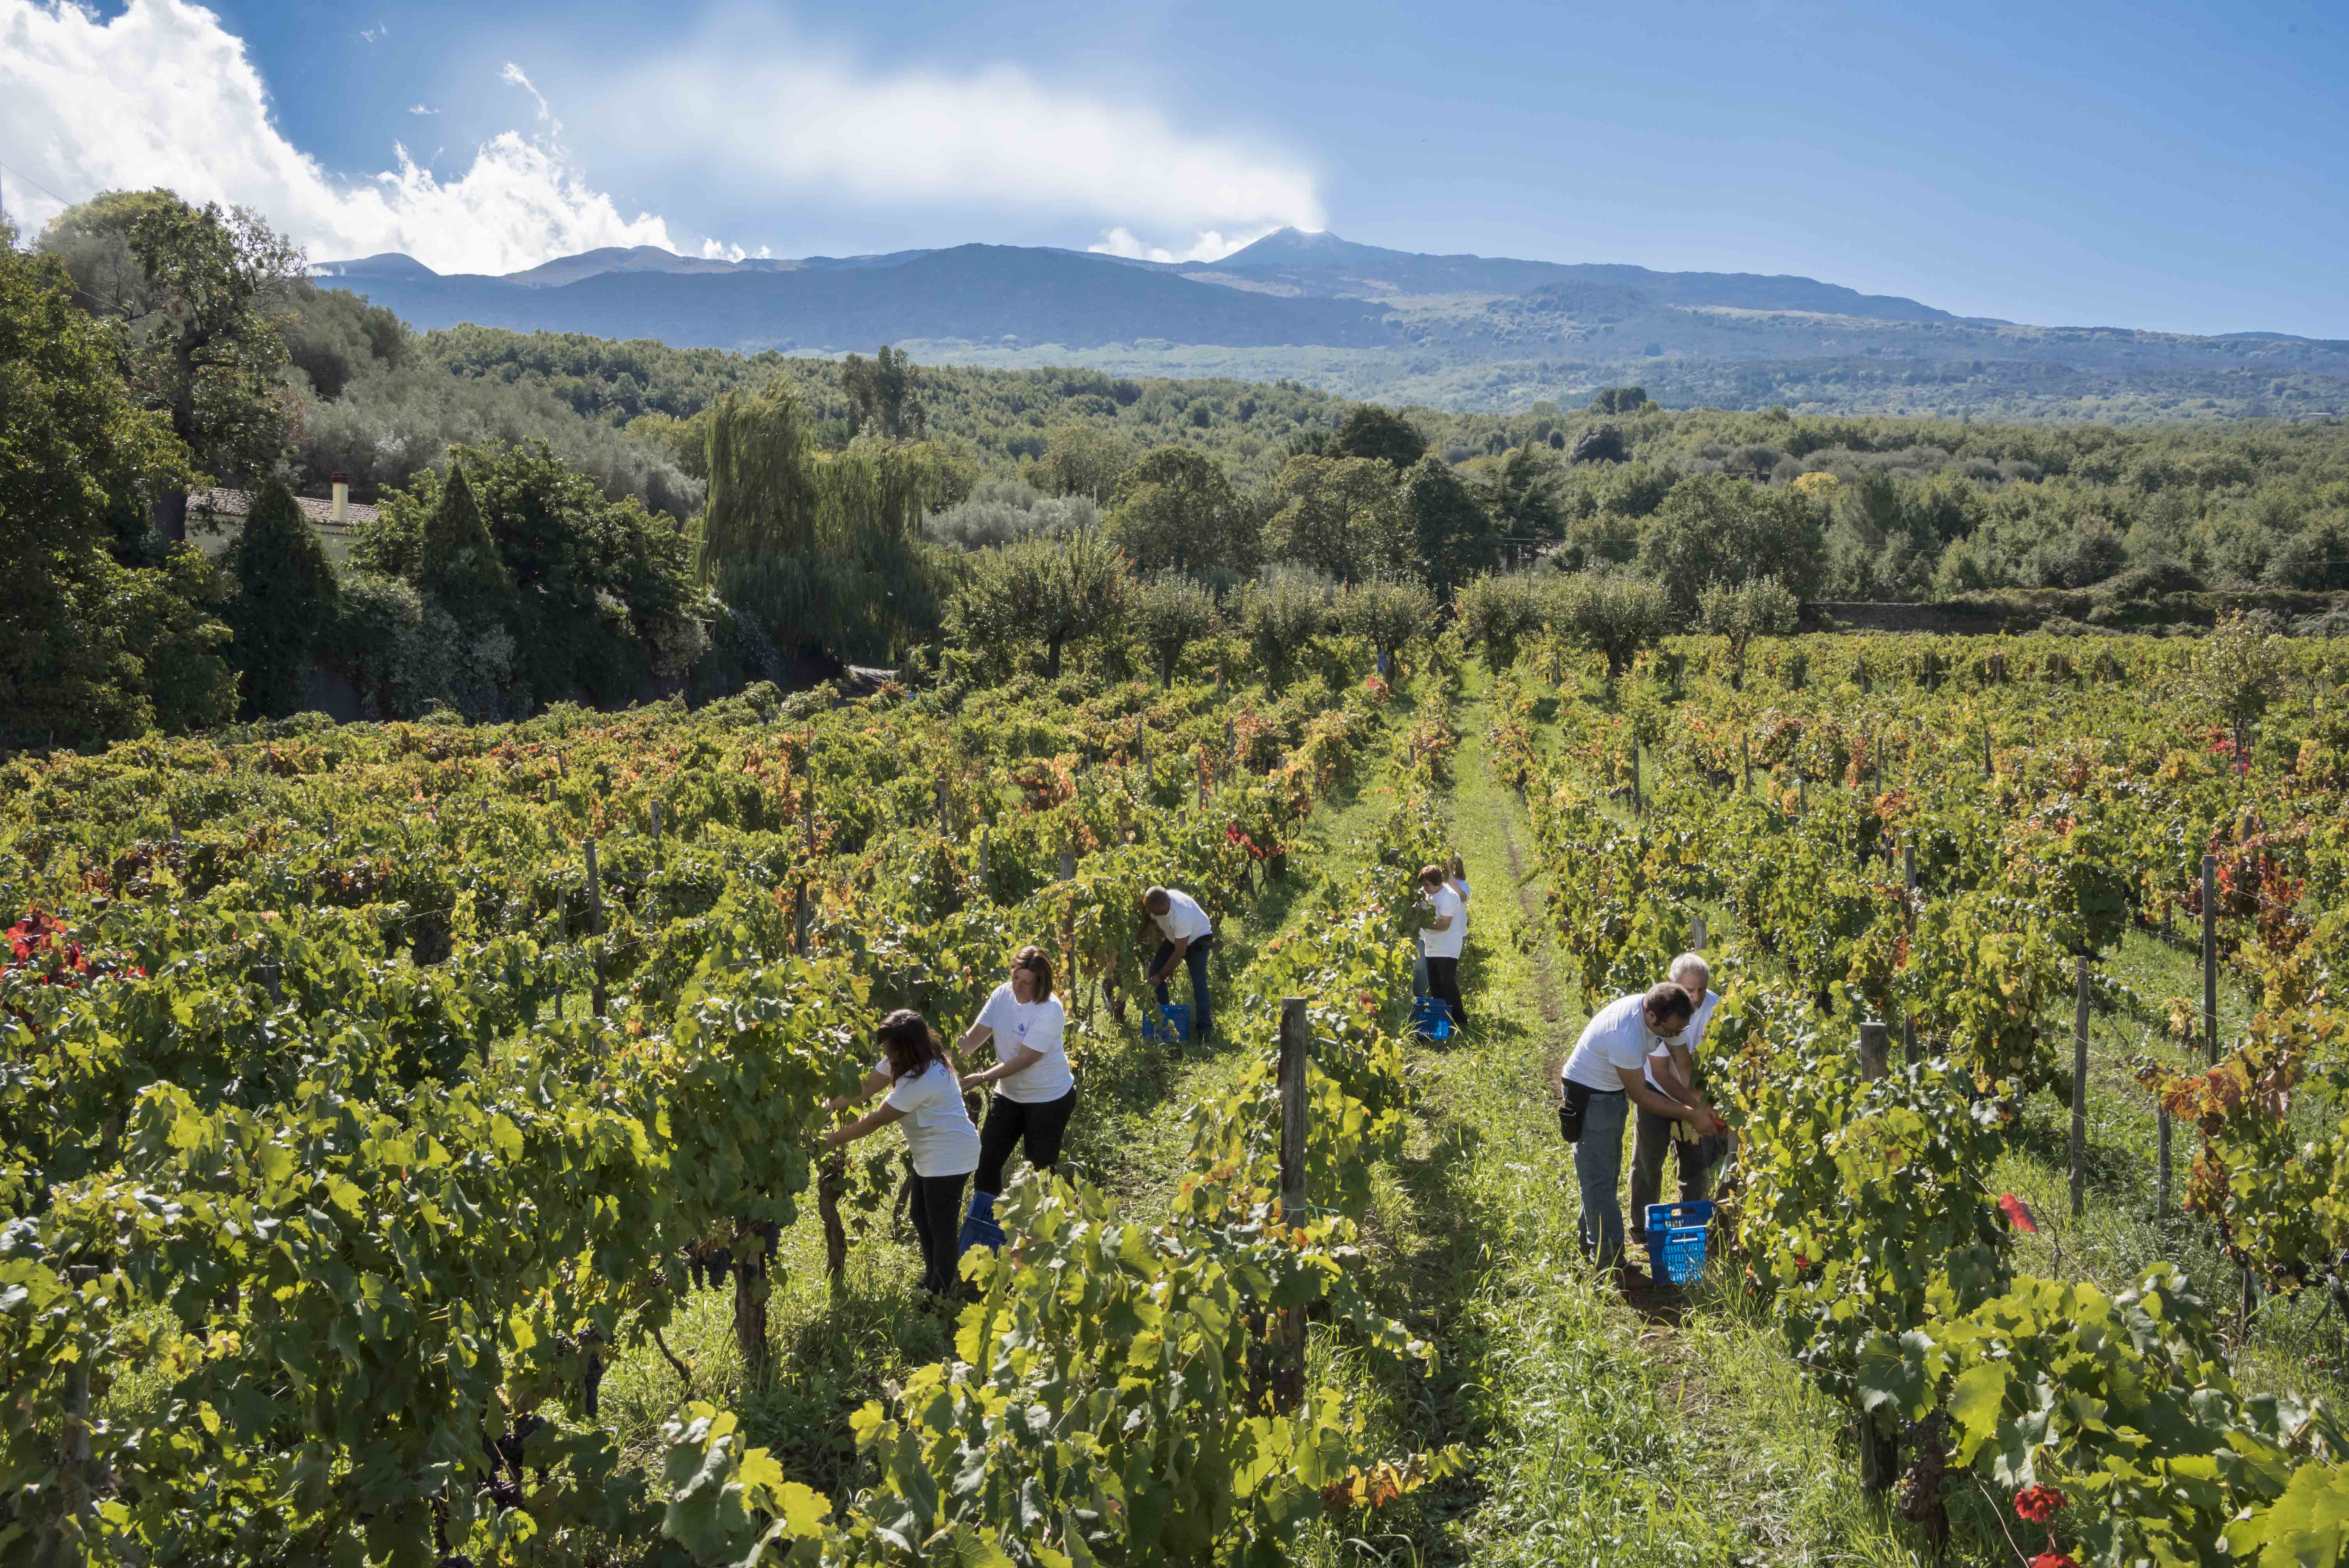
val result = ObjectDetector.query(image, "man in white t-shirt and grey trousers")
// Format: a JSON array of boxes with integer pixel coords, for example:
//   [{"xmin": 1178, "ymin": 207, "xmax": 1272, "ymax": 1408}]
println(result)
[
  {"xmin": 1142, "ymin": 886, "xmax": 1215, "ymax": 1044},
  {"xmin": 1629, "ymin": 952, "xmax": 1725, "ymax": 1252},
  {"xmin": 1559, "ymin": 982, "xmax": 1723, "ymax": 1271}
]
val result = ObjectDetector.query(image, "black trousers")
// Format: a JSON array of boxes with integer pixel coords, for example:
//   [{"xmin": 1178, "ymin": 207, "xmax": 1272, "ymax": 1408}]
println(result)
[
  {"xmin": 1424, "ymin": 955, "xmax": 1464, "ymax": 1026},
  {"xmin": 907, "ymin": 1171, "xmax": 970, "ymax": 1297},
  {"xmin": 975, "ymin": 1088, "xmax": 1078, "ymax": 1195}
]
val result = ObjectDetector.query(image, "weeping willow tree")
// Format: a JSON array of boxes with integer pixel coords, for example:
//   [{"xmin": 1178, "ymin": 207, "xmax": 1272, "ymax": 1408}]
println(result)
[{"xmin": 699, "ymin": 384, "xmax": 956, "ymax": 665}]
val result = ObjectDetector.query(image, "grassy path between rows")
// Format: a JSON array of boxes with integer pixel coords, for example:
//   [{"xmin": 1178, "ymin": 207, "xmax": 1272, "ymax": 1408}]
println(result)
[{"xmin": 1306, "ymin": 685, "xmax": 1947, "ymax": 1566}]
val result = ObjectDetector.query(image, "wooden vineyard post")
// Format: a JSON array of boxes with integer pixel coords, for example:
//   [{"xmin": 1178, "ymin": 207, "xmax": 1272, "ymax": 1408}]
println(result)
[
  {"xmin": 2202, "ymin": 853, "xmax": 2219, "ymax": 1065},
  {"xmin": 733, "ymin": 1221, "xmax": 775, "ymax": 1388},
  {"xmin": 818, "ymin": 1152, "xmax": 848, "ymax": 1287},
  {"xmin": 1059, "ymin": 845, "xmax": 1076, "ymax": 882},
  {"xmin": 1857, "ymin": 654, "xmax": 1869, "ymax": 695},
  {"xmin": 585, "ymin": 837, "xmax": 606, "ymax": 1017},
  {"xmin": 650, "ymin": 801, "xmax": 663, "ymax": 842},
  {"xmin": 2241, "ymin": 1265, "xmax": 2255, "ymax": 1341},
  {"xmin": 1902, "ymin": 843, "xmax": 1918, "ymax": 1064},
  {"xmin": 1857, "ymin": 1020, "xmax": 1889, "ymax": 1082},
  {"xmin": 977, "ymin": 829, "xmax": 992, "ymax": 898},
  {"xmin": 1137, "ymin": 713, "xmax": 1149, "ymax": 789},
  {"xmin": 935, "ymin": 778, "xmax": 950, "ymax": 836},
  {"xmin": 1981, "ymin": 727, "xmax": 1993, "ymax": 780},
  {"xmin": 793, "ymin": 882, "xmax": 809, "ymax": 957},
  {"xmin": 1689, "ymin": 914, "xmax": 1707, "ymax": 951},
  {"xmin": 2156, "ymin": 1102, "xmax": 2173, "ymax": 1224},
  {"xmin": 60, "ymin": 1263, "xmax": 96, "ymax": 1518},
  {"xmin": 2071, "ymin": 956, "xmax": 2090, "ymax": 1219},
  {"xmin": 1631, "ymin": 738, "xmax": 1642, "ymax": 816},
  {"xmin": 1796, "ymin": 771, "xmax": 1807, "ymax": 816},
  {"xmin": 1274, "ymin": 997, "xmax": 1311, "ymax": 1409}
]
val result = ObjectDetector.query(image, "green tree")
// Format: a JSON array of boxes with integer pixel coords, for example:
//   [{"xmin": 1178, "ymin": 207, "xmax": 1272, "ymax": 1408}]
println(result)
[
  {"xmin": 2190, "ymin": 611, "xmax": 2288, "ymax": 755},
  {"xmin": 227, "ymin": 479, "xmax": 337, "ymax": 717},
  {"xmin": 840, "ymin": 344, "xmax": 925, "ymax": 439},
  {"xmin": 0, "ymin": 244, "xmax": 233, "ymax": 747},
  {"xmin": 1638, "ymin": 473, "xmax": 1827, "ymax": 613},
  {"xmin": 1129, "ymin": 572, "xmax": 1221, "ymax": 686},
  {"xmin": 1328, "ymin": 404, "xmax": 1427, "ymax": 470},
  {"xmin": 1477, "ymin": 444, "xmax": 1563, "ymax": 545},
  {"xmin": 1399, "ymin": 456, "xmax": 1499, "ymax": 595},
  {"xmin": 1105, "ymin": 447, "xmax": 1257, "ymax": 574},
  {"xmin": 1233, "ymin": 570, "xmax": 1331, "ymax": 688},
  {"xmin": 1264, "ymin": 454, "xmax": 1408, "ymax": 579},
  {"xmin": 1696, "ymin": 574, "xmax": 1800, "ymax": 691},
  {"xmin": 415, "ymin": 465, "xmax": 515, "ymax": 629},
  {"xmin": 1454, "ymin": 572, "xmax": 1550, "ymax": 671},
  {"xmin": 700, "ymin": 385, "xmax": 948, "ymax": 665},
  {"xmin": 1551, "ymin": 571, "xmax": 1670, "ymax": 679},
  {"xmin": 1588, "ymin": 386, "xmax": 1649, "ymax": 415},
  {"xmin": 947, "ymin": 531, "xmax": 1128, "ymax": 679},
  {"xmin": 1333, "ymin": 576, "xmax": 1435, "ymax": 677},
  {"xmin": 358, "ymin": 442, "xmax": 701, "ymax": 706},
  {"xmin": 1026, "ymin": 423, "xmax": 1135, "ymax": 501},
  {"xmin": 41, "ymin": 190, "xmax": 303, "ymax": 540}
]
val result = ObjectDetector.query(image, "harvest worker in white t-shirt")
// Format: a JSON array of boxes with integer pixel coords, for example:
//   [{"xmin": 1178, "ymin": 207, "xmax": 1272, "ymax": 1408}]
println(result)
[
  {"xmin": 1558, "ymin": 984, "xmax": 1723, "ymax": 1271},
  {"xmin": 825, "ymin": 1009, "xmax": 981, "ymax": 1299},
  {"xmin": 1141, "ymin": 886, "xmax": 1215, "ymax": 1044},
  {"xmin": 1418, "ymin": 865, "xmax": 1467, "ymax": 1031},
  {"xmin": 957, "ymin": 945, "xmax": 1076, "ymax": 1199},
  {"xmin": 1628, "ymin": 952, "xmax": 1726, "ymax": 1251}
]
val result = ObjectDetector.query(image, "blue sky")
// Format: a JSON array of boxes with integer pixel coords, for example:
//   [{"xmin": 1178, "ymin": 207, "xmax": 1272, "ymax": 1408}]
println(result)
[{"xmin": 4, "ymin": 0, "xmax": 2344, "ymax": 336}]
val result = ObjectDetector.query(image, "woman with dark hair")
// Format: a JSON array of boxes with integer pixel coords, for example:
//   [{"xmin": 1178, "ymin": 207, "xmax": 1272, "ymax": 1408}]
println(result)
[
  {"xmin": 826, "ymin": 1009, "xmax": 982, "ymax": 1298},
  {"xmin": 958, "ymin": 946, "xmax": 1076, "ymax": 1200}
]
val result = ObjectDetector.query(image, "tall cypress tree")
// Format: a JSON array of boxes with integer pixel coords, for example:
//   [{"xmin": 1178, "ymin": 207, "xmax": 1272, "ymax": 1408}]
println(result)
[
  {"xmin": 418, "ymin": 464, "xmax": 513, "ymax": 629},
  {"xmin": 228, "ymin": 479, "xmax": 336, "ymax": 718}
]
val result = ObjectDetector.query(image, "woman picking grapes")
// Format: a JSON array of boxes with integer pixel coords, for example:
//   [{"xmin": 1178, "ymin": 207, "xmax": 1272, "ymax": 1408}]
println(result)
[{"xmin": 825, "ymin": 1008, "xmax": 982, "ymax": 1300}]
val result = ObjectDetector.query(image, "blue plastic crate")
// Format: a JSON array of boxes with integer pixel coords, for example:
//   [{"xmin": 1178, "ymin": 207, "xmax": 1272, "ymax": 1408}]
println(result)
[
  {"xmin": 1655, "ymin": 1229, "xmax": 1708, "ymax": 1284},
  {"xmin": 1645, "ymin": 1199, "xmax": 1716, "ymax": 1231},
  {"xmin": 1645, "ymin": 1199, "xmax": 1716, "ymax": 1285},
  {"xmin": 1142, "ymin": 1003, "xmax": 1192, "ymax": 1044},
  {"xmin": 1412, "ymin": 996, "xmax": 1454, "ymax": 1041}
]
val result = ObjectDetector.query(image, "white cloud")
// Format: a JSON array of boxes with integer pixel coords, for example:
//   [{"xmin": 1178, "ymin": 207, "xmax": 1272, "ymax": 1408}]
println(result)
[
  {"xmin": 359, "ymin": 22, "xmax": 385, "ymax": 45},
  {"xmin": 617, "ymin": 30, "xmax": 1322, "ymax": 259},
  {"xmin": 0, "ymin": 0, "xmax": 729, "ymax": 273},
  {"xmin": 1089, "ymin": 225, "xmax": 1273, "ymax": 264},
  {"xmin": 697, "ymin": 238, "xmax": 774, "ymax": 262},
  {"xmin": 407, "ymin": 104, "xmax": 437, "ymax": 116}
]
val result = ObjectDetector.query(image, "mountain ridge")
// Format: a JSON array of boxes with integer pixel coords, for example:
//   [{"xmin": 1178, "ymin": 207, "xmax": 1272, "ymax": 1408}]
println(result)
[{"xmin": 306, "ymin": 231, "xmax": 2349, "ymax": 419}]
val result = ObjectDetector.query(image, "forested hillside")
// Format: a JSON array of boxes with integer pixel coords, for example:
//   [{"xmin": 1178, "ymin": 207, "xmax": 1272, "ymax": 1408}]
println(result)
[{"xmin": 5, "ymin": 190, "xmax": 2345, "ymax": 758}]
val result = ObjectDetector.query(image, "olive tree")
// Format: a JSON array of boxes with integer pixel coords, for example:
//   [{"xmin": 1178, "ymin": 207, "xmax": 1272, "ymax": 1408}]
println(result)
[
  {"xmin": 1455, "ymin": 572, "xmax": 1551, "ymax": 672},
  {"xmin": 1129, "ymin": 572, "xmax": 1221, "ymax": 686},
  {"xmin": 1697, "ymin": 575, "xmax": 1801, "ymax": 691},
  {"xmin": 1551, "ymin": 571, "xmax": 1672, "ymax": 679},
  {"xmin": 1333, "ymin": 576, "xmax": 1435, "ymax": 677},
  {"xmin": 948, "ymin": 530, "xmax": 1129, "ymax": 679},
  {"xmin": 1233, "ymin": 569, "xmax": 1331, "ymax": 688},
  {"xmin": 2190, "ymin": 611, "xmax": 2288, "ymax": 756}
]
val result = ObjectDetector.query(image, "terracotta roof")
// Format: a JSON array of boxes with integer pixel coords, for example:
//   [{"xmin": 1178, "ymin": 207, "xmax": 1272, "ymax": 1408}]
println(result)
[{"xmin": 189, "ymin": 488, "xmax": 380, "ymax": 528}]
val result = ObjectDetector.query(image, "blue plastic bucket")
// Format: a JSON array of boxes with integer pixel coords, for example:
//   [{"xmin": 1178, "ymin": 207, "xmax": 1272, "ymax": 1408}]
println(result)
[
  {"xmin": 1143, "ymin": 1003, "xmax": 1192, "ymax": 1044},
  {"xmin": 957, "ymin": 1189, "xmax": 1007, "ymax": 1257},
  {"xmin": 1412, "ymin": 996, "xmax": 1454, "ymax": 1041}
]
